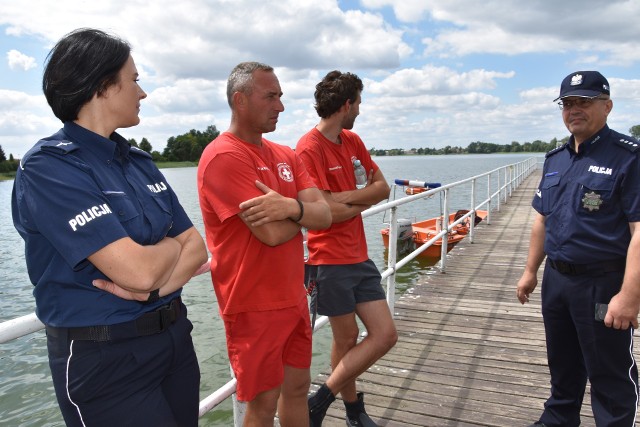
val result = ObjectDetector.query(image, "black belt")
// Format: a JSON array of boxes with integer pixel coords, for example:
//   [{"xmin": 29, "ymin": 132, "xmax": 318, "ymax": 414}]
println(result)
[
  {"xmin": 547, "ymin": 258, "xmax": 626, "ymax": 276},
  {"xmin": 46, "ymin": 297, "xmax": 182, "ymax": 342}
]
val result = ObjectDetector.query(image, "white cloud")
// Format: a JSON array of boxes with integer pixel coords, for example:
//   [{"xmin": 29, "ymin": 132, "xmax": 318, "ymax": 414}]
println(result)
[
  {"xmin": 0, "ymin": 0, "xmax": 409, "ymax": 80},
  {"xmin": 6, "ymin": 49, "xmax": 36, "ymax": 71},
  {"xmin": 0, "ymin": 0, "xmax": 639, "ymax": 158},
  {"xmin": 146, "ymin": 79, "xmax": 227, "ymax": 114},
  {"xmin": 0, "ymin": 90, "xmax": 59, "ymax": 157},
  {"xmin": 367, "ymin": 66, "xmax": 514, "ymax": 97},
  {"xmin": 362, "ymin": 0, "xmax": 640, "ymax": 65}
]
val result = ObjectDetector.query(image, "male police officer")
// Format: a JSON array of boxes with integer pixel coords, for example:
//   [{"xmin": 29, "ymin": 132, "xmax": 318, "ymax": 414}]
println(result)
[{"xmin": 516, "ymin": 71, "xmax": 640, "ymax": 427}]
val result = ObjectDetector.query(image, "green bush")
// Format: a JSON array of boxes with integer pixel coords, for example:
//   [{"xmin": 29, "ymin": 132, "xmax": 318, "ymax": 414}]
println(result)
[{"xmin": 0, "ymin": 160, "xmax": 19, "ymax": 173}]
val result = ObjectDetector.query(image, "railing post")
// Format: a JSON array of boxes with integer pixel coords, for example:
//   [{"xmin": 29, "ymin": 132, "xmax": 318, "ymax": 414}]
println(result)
[
  {"xmin": 386, "ymin": 206, "xmax": 398, "ymax": 316},
  {"xmin": 231, "ymin": 368, "xmax": 245, "ymax": 426},
  {"xmin": 509, "ymin": 165, "xmax": 513, "ymax": 198},
  {"xmin": 470, "ymin": 179, "xmax": 477, "ymax": 243},
  {"xmin": 496, "ymin": 168, "xmax": 501, "ymax": 212},
  {"xmin": 439, "ymin": 189, "xmax": 449, "ymax": 272},
  {"xmin": 504, "ymin": 167, "xmax": 508, "ymax": 204},
  {"xmin": 486, "ymin": 174, "xmax": 492, "ymax": 225}
]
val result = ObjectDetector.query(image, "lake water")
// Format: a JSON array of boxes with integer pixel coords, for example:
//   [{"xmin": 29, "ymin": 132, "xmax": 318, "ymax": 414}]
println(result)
[{"xmin": 0, "ymin": 153, "xmax": 541, "ymax": 426}]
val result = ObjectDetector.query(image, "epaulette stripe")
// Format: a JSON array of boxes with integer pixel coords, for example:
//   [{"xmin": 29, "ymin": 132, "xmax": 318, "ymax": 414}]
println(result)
[
  {"xmin": 40, "ymin": 139, "xmax": 80, "ymax": 154},
  {"xmin": 615, "ymin": 138, "xmax": 639, "ymax": 152},
  {"xmin": 545, "ymin": 145, "xmax": 564, "ymax": 158},
  {"xmin": 129, "ymin": 146, "xmax": 152, "ymax": 159}
]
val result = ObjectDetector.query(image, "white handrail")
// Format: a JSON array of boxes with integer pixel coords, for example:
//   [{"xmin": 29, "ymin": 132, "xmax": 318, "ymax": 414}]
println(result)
[
  {"xmin": 0, "ymin": 312, "xmax": 44, "ymax": 343},
  {"xmin": 0, "ymin": 156, "xmax": 539, "ymax": 426},
  {"xmin": 374, "ymin": 156, "xmax": 537, "ymax": 284}
]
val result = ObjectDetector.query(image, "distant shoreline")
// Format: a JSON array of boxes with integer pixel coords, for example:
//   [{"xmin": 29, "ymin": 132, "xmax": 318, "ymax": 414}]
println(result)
[
  {"xmin": 1, "ymin": 153, "xmax": 545, "ymax": 182},
  {"xmin": 0, "ymin": 161, "xmax": 199, "ymax": 182}
]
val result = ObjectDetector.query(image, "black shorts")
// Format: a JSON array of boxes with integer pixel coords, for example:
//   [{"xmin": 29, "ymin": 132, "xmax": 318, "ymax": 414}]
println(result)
[{"xmin": 305, "ymin": 259, "xmax": 386, "ymax": 317}]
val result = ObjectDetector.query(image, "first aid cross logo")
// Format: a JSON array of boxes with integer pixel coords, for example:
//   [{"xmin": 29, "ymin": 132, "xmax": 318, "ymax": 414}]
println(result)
[{"xmin": 278, "ymin": 163, "xmax": 294, "ymax": 182}]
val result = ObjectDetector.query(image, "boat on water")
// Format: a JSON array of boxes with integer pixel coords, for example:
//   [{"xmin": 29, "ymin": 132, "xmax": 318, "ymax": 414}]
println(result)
[
  {"xmin": 380, "ymin": 209, "xmax": 487, "ymax": 258},
  {"xmin": 380, "ymin": 179, "xmax": 487, "ymax": 258}
]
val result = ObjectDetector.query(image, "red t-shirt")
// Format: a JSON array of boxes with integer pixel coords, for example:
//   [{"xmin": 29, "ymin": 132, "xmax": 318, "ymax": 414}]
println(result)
[
  {"xmin": 296, "ymin": 128, "xmax": 379, "ymax": 265},
  {"xmin": 197, "ymin": 132, "xmax": 315, "ymax": 317}
]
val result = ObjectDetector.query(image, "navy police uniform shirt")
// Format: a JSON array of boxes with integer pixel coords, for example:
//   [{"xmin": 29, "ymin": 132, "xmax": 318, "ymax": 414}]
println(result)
[
  {"xmin": 533, "ymin": 125, "xmax": 640, "ymax": 263},
  {"xmin": 12, "ymin": 121, "xmax": 194, "ymax": 327}
]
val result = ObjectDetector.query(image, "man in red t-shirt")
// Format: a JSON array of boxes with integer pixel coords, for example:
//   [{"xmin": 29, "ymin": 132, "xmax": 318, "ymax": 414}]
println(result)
[
  {"xmin": 296, "ymin": 71, "xmax": 398, "ymax": 427},
  {"xmin": 197, "ymin": 62, "xmax": 330, "ymax": 426}
]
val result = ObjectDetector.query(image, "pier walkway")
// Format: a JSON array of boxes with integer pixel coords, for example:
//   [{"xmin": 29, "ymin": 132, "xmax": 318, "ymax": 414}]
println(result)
[{"xmin": 312, "ymin": 170, "xmax": 639, "ymax": 427}]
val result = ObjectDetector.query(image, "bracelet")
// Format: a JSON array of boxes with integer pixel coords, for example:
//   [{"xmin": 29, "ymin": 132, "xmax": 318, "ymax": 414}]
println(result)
[{"xmin": 290, "ymin": 199, "xmax": 304, "ymax": 223}]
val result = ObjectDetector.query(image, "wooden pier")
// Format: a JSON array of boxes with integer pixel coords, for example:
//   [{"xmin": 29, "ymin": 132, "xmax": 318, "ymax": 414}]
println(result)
[{"xmin": 312, "ymin": 170, "xmax": 639, "ymax": 427}]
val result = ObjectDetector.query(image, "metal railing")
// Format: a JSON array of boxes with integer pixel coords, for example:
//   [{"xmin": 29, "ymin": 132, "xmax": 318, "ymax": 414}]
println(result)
[{"xmin": 0, "ymin": 156, "xmax": 538, "ymax": 425}]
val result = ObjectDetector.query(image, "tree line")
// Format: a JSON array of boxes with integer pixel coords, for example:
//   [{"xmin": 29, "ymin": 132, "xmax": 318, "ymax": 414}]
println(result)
[
  {"xmin": 370, "ymin": 125, "xmax": 640, "ymax": 157},
  {"xmin": 370, "ymin": 137, "xmax": 567, "ymax": 156},
  {"xmin": 2, "ymin": 124, "xmax": 640, "ymax": 174},
  {"xmin": 0, "ymin": 146, "xmax": 19, "ymax": 174},
  {"xmin": 127, "ymin": 125, "xmax": 220, "ymax": 162}
]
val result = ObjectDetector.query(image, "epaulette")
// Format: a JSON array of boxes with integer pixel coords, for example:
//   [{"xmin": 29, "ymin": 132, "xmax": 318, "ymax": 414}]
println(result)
[
  {"xmin": 545, "ymin": 144, "xmax": 566, "ymax": 158},
  {"xmin": 129, "ymin": 146, "xmax": 152, "ymax": 159},
  {"xmin": 614, "ymin": 137, "xmax": 639, "ymax": 153},
  {"xmin": 40, "ymin": 139, "xmax": 80, "ymax": 154}
]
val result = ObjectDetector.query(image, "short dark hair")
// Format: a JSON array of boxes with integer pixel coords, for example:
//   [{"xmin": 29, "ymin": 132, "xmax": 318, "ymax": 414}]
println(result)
[
  {"xmin": 314, "ymin": 71, "xmax": 363, "ymax": 118},
  {"xmin": 226, "ymin": 61, "xmax": 274, "ymax": 108},
  {"xmin": 42, "ymin": 28, "xmax": 131, "ymax": 122}
]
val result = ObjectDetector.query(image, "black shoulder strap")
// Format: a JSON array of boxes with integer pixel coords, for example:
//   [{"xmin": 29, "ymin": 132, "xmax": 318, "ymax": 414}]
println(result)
[
  {"xmin": 40, "ymin": 139, "xmax": 80, "ymax": 154},
  {"xmin": 614, "ymin": 137, "xmax": 639, "ymax": 153}
]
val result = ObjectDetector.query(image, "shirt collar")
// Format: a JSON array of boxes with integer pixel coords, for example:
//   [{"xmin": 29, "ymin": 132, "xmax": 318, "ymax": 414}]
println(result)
[
  {"xmin": 567, "ymin": 124, "xmax": 610, "ymax": 156},
  {"xmin": 63, "ymin": 121, "xmax": 131, "ymax": 161}
]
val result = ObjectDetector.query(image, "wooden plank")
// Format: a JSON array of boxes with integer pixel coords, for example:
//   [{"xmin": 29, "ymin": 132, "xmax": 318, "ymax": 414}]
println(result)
[{"xmin": 312, "ymin": 170, "xmax": 640, "ymax": 427}]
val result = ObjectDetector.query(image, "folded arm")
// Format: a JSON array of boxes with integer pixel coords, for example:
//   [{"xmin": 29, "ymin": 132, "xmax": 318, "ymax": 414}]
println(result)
[
  {"xmin": 238, "ymin": 180, "xmax": 330, "ymax": 246},
  {"xmin": 325, "ymin": 168, "xmax": 390, "ymax": 223},
  {"xmin": 330, "ymin": 168, "xmax": 390, "ymax": 206},
  {"xmin": 91, "ymin": 226, "xmax": 208, "ymax": 300}
]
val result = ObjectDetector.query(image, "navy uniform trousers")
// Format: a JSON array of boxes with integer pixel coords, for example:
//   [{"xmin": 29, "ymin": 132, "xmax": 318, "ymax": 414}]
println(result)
[
  {"xmin": 539, "ymin": 260, "xmax": 639, "ymax": 427},
  {"xmin": 46, "ymin": 303, "xmax": 200, "ymax": 427}
]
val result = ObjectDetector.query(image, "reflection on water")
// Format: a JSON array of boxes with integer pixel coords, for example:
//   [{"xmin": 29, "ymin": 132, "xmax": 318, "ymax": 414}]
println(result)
[{"xmin": 0, "ymin": 153, "xmax": 539, "ymax": 425}]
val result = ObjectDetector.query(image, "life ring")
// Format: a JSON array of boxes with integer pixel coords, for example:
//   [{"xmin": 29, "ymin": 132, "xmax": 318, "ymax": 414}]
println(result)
[{"xmin": 405, "ymin": 187, "xmax": 427, "ymax": 195}]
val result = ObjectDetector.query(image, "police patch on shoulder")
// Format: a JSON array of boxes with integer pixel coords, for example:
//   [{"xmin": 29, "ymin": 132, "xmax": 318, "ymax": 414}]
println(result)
[
  {"xmin": 545, "ymin": 144, "xmax": 566, "ymax": 158},
  {"xmin": 614, "ymin": 137, "xmax": 639, "ymax": 152},
  {"xmin": 40, "ymin": 139, "xmax": 80, "ymax": 154}
]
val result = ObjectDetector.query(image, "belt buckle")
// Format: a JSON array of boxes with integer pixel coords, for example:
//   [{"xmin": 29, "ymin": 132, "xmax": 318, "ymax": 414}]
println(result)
[
  {"xmin": 158, "ymin": 300, "xmax": 178, "ymax": 331},
  {"xmin": 552, "ymin": 260, "xmax": 576, "ymax": 275},
  {"xmin": 563, "ymin": 262, "xmax": 577, "ymax": 275},
  {"xmin": 159, "ymin": 306, "xmax": 172, "ymax": 331}
]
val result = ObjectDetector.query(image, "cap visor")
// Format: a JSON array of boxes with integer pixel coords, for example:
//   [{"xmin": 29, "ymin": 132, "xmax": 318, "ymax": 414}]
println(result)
[{"xmin": 553, "ymin": 90, "xmax": 602, "ymax": 102}]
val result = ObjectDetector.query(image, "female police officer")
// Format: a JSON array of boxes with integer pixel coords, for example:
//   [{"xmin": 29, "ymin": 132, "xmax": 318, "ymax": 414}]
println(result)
[{"xmin": 12, "ymin": 28, "xmax": 208, "ymax": 426}]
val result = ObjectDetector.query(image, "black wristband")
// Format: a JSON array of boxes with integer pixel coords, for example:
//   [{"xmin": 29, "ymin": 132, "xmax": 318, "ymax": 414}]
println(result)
[{"xmin": 290, "ymin": 199, "xmax": 304, "ymax": 223}]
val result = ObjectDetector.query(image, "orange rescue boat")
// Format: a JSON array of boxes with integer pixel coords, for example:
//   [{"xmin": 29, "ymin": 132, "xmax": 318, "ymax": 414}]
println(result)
[{"xmin": 381, "ymin": 209, "xmax": 487, "ymax": 258}]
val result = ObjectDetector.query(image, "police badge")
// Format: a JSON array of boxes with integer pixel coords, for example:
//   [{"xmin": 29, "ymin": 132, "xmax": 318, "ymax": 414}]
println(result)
[{"xmin": 582, "ymin": 191, "xmax": 603, "ymax": 212}]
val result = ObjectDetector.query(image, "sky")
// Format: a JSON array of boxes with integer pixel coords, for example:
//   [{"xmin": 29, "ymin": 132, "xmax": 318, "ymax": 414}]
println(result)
[{"xmin": 1, "ymin": 0, "xmax": 640, "ymax": 158}]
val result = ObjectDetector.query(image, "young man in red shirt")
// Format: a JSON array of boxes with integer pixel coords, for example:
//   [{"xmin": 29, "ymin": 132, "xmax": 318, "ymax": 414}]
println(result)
[{"xmin": 296, "ymin": 70, "xmax": 398, "ymax": 427}]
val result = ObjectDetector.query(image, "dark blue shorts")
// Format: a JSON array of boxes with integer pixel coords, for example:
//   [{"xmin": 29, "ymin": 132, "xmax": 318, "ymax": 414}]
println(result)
[
  {"xmin": 305, "ymin": 259, "xmax": 386, "ymax": 317},
  {"xmin": 46, "ymin": 301, "xmax": 200, "ymax": 427}
]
